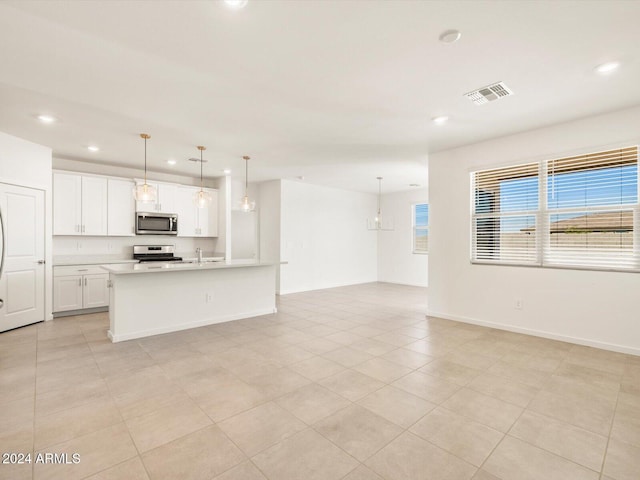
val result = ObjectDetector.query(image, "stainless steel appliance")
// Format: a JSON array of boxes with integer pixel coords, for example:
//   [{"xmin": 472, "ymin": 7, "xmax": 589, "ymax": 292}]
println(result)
[
  {"xmin": 133, "ymin": 245, "xmax": 183, "ymax": 263},
  {"xmin": 136, "ymin": 212, "xmax": 178, "ymax": 235}
]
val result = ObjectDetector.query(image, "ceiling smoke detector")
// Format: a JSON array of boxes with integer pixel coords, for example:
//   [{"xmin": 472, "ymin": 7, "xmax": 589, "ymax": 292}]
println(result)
[{"xmin": 464, "ymin": 81, "xmax": 514, "ymax": 105}]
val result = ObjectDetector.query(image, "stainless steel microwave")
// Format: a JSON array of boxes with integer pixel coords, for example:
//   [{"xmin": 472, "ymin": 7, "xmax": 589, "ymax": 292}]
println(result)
[{"xmin": 136, "ymin": 212, "xmax": 178, "ymax": 235}]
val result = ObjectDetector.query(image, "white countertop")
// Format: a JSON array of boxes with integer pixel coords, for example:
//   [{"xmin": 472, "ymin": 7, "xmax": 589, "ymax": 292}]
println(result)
[
  {"xmin": 53, "ymin": 255, "xmax": 139, "ymax": 266},
  {"xmin": 102, "ymin": 259, "xmax": 273, "ymax": 275}
]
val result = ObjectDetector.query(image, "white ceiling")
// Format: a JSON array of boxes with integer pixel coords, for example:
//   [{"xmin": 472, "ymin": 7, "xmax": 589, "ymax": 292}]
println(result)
[{"xmin": 1, "ymin": 0, "xmax": 639, "ymax": 193}]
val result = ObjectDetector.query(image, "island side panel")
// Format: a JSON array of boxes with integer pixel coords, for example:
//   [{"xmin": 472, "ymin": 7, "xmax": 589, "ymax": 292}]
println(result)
[{"xmin": 108, "ymin": 264, "xmax": 276, "ymax": 342}]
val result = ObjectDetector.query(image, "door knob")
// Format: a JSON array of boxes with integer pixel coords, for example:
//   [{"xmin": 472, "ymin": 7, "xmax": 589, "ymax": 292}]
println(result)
[
  {"xmin": 0, "ymin": 299, "xmax": 3, "ymax": 309},
  {"xmin": 37, "ymin": 260, "xmax": 45, "ymax": 264}
]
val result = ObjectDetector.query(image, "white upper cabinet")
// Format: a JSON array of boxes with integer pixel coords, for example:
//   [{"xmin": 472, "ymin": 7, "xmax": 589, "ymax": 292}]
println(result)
[
  {"xmin": 176, "ymin": 186, "xmax": 218, "ymax": 237},
  {"xmin": 54, "ymin": 173, "xmax": 107, "ymax": 236},
  {"xmin": 135, "ymin": 181, "xmax": 178, "ymax": 213},
  {"xmin": 53, "ymin": 173, "xmax": 82, "ymax": 235},
  {"xmin": 198, "ymin": 188, "xmax": 218, "ymax": 237},
  {"xmin": 157, "ymin": 183, "xmax": 177, "ymax": 213},
  {"xmin": 54, "ymin": 172, "xmax": 217, "ymax": 238},
  {"xmin": 81, "ymin": 176, "xmax": 108, "ymax": 235},
  {"xmin": 108, "ymin": 178, "xmax": 135, "ymax": 236},
  {"xmin": 176, "ymin": 187, "xmax": 198, "ymax": 236}
]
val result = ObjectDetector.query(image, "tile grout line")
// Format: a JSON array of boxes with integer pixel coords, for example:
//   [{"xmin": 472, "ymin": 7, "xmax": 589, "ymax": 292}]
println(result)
[
  {"xmin": 472, "ymin": 352, "xmax": 567, "ymax": 479},
  {"xmin": 598, "ymin": 380, "xmax": 622, "ymax": 480}
]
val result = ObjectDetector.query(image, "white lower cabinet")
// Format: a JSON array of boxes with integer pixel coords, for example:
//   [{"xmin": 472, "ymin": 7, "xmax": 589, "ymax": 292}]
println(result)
[
  {"xmin": 83, "ymin": 274, "xmax": 110, "ymax": 308},
  {"xmin": 53, "ymin": 266, "xmax": 110, "ymax": 313},
  {"xmin": 53, "ymin": 275, "xmax": 84, "ymax": 312}
]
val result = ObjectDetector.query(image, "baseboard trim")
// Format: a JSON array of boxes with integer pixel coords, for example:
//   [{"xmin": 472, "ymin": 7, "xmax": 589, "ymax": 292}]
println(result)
[
  {"xmin": 53, "ymin": 306, "xmax": 108, "ymax": 318},
  {"xmin": 426, "ymin": 310, "xmax": 640, "ymax": 357},
  {"xmin": 279, "ymin": 280, "xmax": 378, "ymax": 296},
  {"xmin": 108, "ymin": 307, "xmax": 277, "ymax": 343}
]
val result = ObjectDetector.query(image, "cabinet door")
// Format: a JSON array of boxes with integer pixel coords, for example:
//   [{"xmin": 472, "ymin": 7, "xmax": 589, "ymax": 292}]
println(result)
[
  {"xmin": 53, "ymin": 173, "xmax": 82, "ymax": 235},
  {"xmin": 176, "ymin": 187, "xmax": 198, "ymax": 237},
  {"xmin": 83, "ymin": 274, "xmax": 109, "ymax": 308},
  {"xmin": 53, "ymin": 275, "xmax": 83, "ymax": 312},
  {"xmin": 108, "ymin": 179, "xmax": 135, "ymax": 236},
  {"xmin": 81, "ymin": 176, "xmax": 108, "ymax": 235},
  {"xmin": 157, "ymin": 183, "xmax": 177, "ymax": 213},
  {"xmin": 198, "ymin": 189, "xmax": 218, "ymax": 237},
  {"xmin": 135, "ymin": 181, "xmax": 159, "ymax": 212}
]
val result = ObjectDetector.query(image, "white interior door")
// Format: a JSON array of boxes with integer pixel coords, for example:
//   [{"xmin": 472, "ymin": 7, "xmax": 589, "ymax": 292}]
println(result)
[{"xmin": 0, "ymin": 183, "xmax": 45, "ymax": 332}]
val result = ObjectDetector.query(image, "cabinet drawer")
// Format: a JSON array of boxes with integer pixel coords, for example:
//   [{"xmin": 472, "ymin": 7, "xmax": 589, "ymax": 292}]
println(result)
[{"xmin": 54, "ymin": 265, "xmax": 107, "ymax": 277}]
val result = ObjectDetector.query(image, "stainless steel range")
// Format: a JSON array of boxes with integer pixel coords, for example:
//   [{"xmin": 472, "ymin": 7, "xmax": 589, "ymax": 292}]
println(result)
[{"xmin": 133, "ymin": 245, "xmax": 183, "ymax": 263}]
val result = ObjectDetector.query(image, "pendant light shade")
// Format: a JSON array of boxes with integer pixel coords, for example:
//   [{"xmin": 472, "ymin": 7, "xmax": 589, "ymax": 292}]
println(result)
[
  {"xmin": 240, "ymin": 155, "xmax": 256, "ymax": 212},
  {"xmin": 193, "ymin": 145, "xmax": 212, "ymax": 208},
  {"xmin": 134, "ymin": 133, "xmax": 157, "ymax": 203}
]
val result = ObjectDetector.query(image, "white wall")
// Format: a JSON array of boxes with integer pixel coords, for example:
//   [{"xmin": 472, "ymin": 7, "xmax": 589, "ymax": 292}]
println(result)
[
  {"xmin": 428, "ymin": 105, "xmax": 640, "ymax": 355},
  {"xmin": 258, "ymin": 180, "xmax": 282, "ymax": 293},
  {"xmin": 279, "ymin": 180, "xmax": 378, "ymax": 294},
  {"xmin": 53, "ymin": 157, "xmax": 215, "ymax": 187},
  {"xmin": 378, "ymin": 188, "xmax": 429, "ymax": 287},
  {"xmin": 0, "ymin": 131, "xmax": 53, "ymax": 320}
]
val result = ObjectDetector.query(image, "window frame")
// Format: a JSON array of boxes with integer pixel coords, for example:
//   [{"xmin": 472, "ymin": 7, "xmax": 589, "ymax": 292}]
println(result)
[
  {"xmin": 470, "ymin": 146, "xmax": 639, "ymax": 273},
  {"xmin": 412, "ymin": 202, "xmax": 429, "ymax": 255}
]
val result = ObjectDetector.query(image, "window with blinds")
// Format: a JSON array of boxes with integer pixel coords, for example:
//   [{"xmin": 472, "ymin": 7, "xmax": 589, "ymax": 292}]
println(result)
[
  {"xmin": 413, "ymin": 203, "xmax": 429, "ymax": 254},
  {"xmin": 471, "ymin": 146, "xmax": 639, "ymax": 272}
]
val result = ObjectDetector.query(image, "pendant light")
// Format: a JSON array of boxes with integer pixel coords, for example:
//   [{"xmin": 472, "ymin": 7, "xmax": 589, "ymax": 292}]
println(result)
[
  {"xmin": 368, "ymin": 176, "xmax": 393, "ymax": 230},
  {"xmin": 193, "ymin": 145, "xmax": 212, "ymax": 208},
  {"xmin": 374, "ymin": 176, "xmax": 384, "ymax": 229},
  {"xmin": 240, "ymin": 155, "xmax": 255, "ymax": 212},
  {"xmin": 134, "ymin": 133, "xmax": 157, "ymax": 203}
]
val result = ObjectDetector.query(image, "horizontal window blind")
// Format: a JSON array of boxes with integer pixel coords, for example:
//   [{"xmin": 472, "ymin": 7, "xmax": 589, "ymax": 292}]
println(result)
[
  {"xmin": 545, "ymin": 147, "xmax": 638, "ymax": 270},
  {"xmin": 471, "ymin": 146, "xmax": 639, "ymax": 272},
  {"xmin": 472, "ymin": 163, "xmax": 539, "ymax": 265}
]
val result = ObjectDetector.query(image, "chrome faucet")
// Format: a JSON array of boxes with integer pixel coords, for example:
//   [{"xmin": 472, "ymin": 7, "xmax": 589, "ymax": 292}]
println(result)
[{"xmin": 196, "ymin": 247, "xmax": 203, "ymax": 263}]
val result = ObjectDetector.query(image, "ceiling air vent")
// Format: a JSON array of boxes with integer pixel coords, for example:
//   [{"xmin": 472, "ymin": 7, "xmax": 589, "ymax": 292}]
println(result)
[{"xmin": 465, "ymin": 82, "xmax": 514, "ymax": 105}]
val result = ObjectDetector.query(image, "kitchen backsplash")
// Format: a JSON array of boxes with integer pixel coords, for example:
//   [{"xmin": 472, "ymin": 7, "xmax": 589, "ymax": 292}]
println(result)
[{"xmin": 53, "ymin": 235, "xmax": 220, "ymax": 258}]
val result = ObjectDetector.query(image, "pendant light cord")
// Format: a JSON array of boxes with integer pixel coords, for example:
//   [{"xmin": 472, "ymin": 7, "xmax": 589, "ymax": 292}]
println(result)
[
  {"xmin": 140, "ymin": 133, "xmax": 151, "ymax": 185},
  {"xmin": 243, "ymin": 156, "xmax": 250, "ymax": 197},
  {"xmin": 144, "ymin": 136, "xmax": 147, "ymax": 184},
  {"xmin": 377, "ymin": 177, "xmax": 382, "ymax": 215}
]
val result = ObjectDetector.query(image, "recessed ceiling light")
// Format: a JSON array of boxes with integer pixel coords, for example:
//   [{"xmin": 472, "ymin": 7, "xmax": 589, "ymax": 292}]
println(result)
[
  {"xmin": 167, "ymin": 159, "xmax": 177, "ymax": 165},
  {"xmin": 37, "ymin": 114, "xmax": 56, "ymax": 124},
  {"xmin": 432, "ymin": 115, "xmax": 449, "ymax": 125},
  {"xmin": 439, "ymin": 29, "xmax": 461, "ymax": 44},
  {"xmin": 595, "ymin": 61, "xmax": 620, "ymax": 75},
  {"xmin": 223, "ymin": 169, "xmax": 232, "ymax": 175},
  {"xmin": 87, "ymin": 145, "xmax": 99, "ymax": 152},
  {"xmin": 224, "ymin": 0, "xmax": 248, "ymax": 9}
]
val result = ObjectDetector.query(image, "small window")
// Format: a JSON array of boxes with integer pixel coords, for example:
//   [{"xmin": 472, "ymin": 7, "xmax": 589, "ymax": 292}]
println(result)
[{"xmin": 413, "ymin": 203, "xmax": 429, "ymax": 254}]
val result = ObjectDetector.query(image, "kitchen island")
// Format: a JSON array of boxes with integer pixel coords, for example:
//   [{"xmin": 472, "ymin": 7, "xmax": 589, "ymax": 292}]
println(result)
[{"xmin": 103, "ymin": 260, "xmax": 276, "ymax": 342}]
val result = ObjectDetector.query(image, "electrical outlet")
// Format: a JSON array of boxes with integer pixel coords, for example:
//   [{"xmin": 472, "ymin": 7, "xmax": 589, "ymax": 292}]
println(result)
[
  {"xmin": 77, "ymin": 241, "xmax": 82, "ymax": 251},
  {"xmin": 514, "ymin": 298, "xmax": 523, "ymax": 310},
  {"xmin": 205, "ymin": 293, "xmax": 213, "ymax": 303}
]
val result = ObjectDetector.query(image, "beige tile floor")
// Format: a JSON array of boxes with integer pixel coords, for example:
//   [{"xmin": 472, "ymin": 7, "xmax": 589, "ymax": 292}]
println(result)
[{"xmin": 1, "ymin": 282, "xmax": 639, "ymax": 480}]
